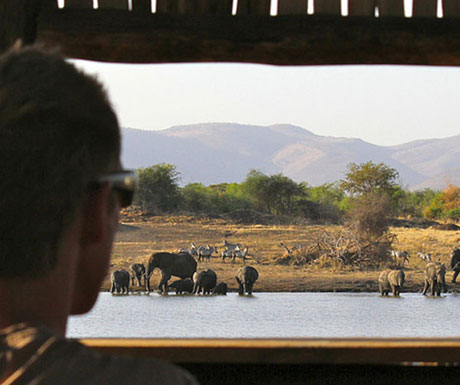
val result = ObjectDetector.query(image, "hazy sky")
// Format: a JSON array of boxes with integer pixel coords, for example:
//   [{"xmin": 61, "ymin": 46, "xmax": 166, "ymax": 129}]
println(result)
[{"xmin": 73, "ymin": 60, "xmax": 460, "ymax": 146}]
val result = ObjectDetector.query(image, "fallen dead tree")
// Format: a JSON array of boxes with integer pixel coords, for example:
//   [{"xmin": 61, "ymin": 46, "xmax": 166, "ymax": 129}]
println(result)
[{"xmin": 276, "ymin": 227, "xmax": 396, "ymax": 269}]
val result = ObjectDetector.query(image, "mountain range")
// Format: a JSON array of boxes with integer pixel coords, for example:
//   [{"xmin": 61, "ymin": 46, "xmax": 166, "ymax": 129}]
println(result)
[{"xmin": 121, "ymin": 123, "xmax": 460, "ymax": 190}]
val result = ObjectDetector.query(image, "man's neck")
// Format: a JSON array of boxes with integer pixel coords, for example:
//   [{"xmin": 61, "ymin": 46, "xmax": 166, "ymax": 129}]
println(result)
[
  {"xmin": 0, "ymin": 240, "xmax": 81, "ymax": 336},
  {"xmin": 0, "ymin": 277, "xmax": 69, "ymax": 336}
]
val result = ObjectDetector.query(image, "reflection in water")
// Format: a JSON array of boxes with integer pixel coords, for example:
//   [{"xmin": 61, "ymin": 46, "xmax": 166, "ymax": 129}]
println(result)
[{"xmin": 67, "ymin": 292, "xmax": 459, "ymax": 339}]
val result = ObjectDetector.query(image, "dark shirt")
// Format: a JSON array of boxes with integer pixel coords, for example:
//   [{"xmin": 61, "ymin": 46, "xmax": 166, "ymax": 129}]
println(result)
[{"xmin": 0, "ymin": 323, "xmax": 199, "ymax": 385}]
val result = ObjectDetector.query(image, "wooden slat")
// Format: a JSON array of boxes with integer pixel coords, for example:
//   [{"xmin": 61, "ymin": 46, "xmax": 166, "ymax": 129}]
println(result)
[
  {"xmin": 177, "ymin": 0, "xmax": 196, "ymax": 13},
  {"xmin": 412, "ymin": 0, "xmax": 437, "ymax": 16},
  {"xmin": 377, "ymin": 0, "xmax": 404, "ymax": 16},
  {"xmin": 156, "ymin": 0, "xmax": 174, "ymax": 13},
  {"xmin": 132, "ymin": 0, "xmax": 152, "ymax": 12},
  {"xmin": 314, "ymin": 0, "xmax": 341, "ymax": 15},
  {"xmin": 41, "ymin": 0, "xmax": 59, "ymax": 10},
  {"xmin": 156, "ymin": 0, "xmax": 189, "ymax": 14},
  {"xmin": 0, "ymin": 0, "xmax": 42, "ymax": 52},
  {"xmin": 278, "ymin": 0, "xmax": 307, "ymax": 15},
  {"xmin": 443, "ymin": 0, "xmax": 460, "ymax": 17},
  {"xmin": 237, "ymin": 0, "xmax": 271, "ymax": 15},
  {"xmin": 196, "ymin": 0, "xmax": 233, "ymax": 14},
  {"xmin": 36, "ymin": 10, "xmax": 460, "ymax": 66},
  {"xmin": 156, "ymin": 0, "xmax": 203, "ymax": 14},
  {"xmin": 64, "ymin": 0, "xmax": 93, "ymax": 8},
  {"xmin": 182, "ymin": 363, "xmax": 460, "ymax": 385},
  {"xmin": 98, "ymin": 0, "xmax": 129, "ymax": 9},
  {"xmin": 214, "ymin": 0, "xmax": 233, "ymax": 14},
  {"xmin": 81, "ymin": 337, "xmax": 460, "ymax": 364},
  {"xmin": 348, "ymin": 0, "xmax": 375, "ymax": 15}
]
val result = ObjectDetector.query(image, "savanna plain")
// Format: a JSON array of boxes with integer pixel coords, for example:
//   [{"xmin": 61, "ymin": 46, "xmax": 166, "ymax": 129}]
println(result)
[{"xmin": 104, "ymin": 212, "xmax": 460, "ymax": 293}]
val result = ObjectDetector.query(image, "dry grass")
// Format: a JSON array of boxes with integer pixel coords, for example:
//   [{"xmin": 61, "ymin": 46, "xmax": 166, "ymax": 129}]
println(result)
[{"xmin": 103, "ymin": 215, "xmax": 460, "ymax": 293}]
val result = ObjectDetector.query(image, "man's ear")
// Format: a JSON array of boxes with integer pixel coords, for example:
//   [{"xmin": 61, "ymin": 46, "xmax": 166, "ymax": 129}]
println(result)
[
  {"xmin": 80, "ymin": 183, "xmax": 112, "ymax": 245},
  {"xmin": 71, "ymin": 183, "xmax": 114, "ymax": 315}
]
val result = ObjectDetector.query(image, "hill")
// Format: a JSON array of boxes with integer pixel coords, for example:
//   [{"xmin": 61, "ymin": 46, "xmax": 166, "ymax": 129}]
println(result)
[{"xmin": 121, "ymin": 123, "xmax": 460, "ymax": 189}]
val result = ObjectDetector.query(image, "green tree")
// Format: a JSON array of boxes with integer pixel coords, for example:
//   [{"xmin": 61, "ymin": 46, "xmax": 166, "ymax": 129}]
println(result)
[
  {"xmin": 181, "ymin": 182, "xmax": 253, "ymax": 215},
  {"xmin": 340, "ymin": 161, "xmax": 399, "ymax": 198},
  {"xmin": 241, "ymin": 170, "xmax": 273, "ymax": 212},
  {"xmin": 395, "ymin": 188, "xmax": 438, "ymax": 218},
  {"xmin": 340, "ymin": 162, "xmax": 399, "ymax": 251},
  {"xmin": 181, "ymin": 183, "xmax": 211, "ymax": 213},
  {"xmin": 134, "ymin": 164, "xmax": 181, "ymax": 213},
  {"xmin": 307, "ymin": 182, "xmax": 346, "ymax": 222},
  {"xmin": 241, "ymin": 170, "xmax": 306, "ymax": 215}
]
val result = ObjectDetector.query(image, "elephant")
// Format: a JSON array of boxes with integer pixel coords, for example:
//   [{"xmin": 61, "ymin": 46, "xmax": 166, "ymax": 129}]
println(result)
[
  {"xmin": 212, "ymin": 282, "xmax": 228, "ymax": 295},
  {"xmin": 130, "ymin": 263, "xmax": 146, "ymax": 286},
  {"xmin": 169, "ymin": 278, "xmax": 194, "ymax": 294},
  {"xmin": 450, "ymin": 247, "xmax": 460, "ymax": 283},
  {"xmin": 235, "ymin": 266, "xmax": 258, "ymax": 295},
  {"xmin": 378, "ymin": 269, "xmax": 405, "ymax": 296},
  {"xmin": 145, "ymin": 252, "xmax": 197, "ymax": 294},
  {"xmin": 193, "ymin": 269, "xmax": 217, "ymax": 295},
  {"xmin": 422, "ymin": 262, "xmax": 447, "ymax": 296},
  {"xmin": 110, "ymin": 269, "xmax": 130, "ymax": 294}
]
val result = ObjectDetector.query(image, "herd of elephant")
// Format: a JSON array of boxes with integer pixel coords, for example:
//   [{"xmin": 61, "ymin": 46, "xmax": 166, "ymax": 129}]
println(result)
[
  {"xmin": 110, "ymin": 250, "xmax": 259, "ymax": 296},
  {"xmin": 379, "ymin": 247, "xmax": 460, "ymax": 297},
  {"xmin": 111, "ymin": 246, "xmax": 460, "ymax": 297}
]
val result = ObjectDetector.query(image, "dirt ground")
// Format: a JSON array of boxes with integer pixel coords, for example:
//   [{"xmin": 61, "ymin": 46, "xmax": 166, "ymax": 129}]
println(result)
[{"xmin": 103, "ymin": 214, "xmax": 460, "ymax": 293}]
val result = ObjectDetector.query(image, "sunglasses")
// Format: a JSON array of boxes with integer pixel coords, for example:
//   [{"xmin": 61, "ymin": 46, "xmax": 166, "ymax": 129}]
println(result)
[{"xmin": 93, "ymin": 170, "xmax": 138, "ymax": 208}]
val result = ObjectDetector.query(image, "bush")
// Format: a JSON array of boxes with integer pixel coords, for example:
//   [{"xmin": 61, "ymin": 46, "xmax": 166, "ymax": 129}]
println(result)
[
  {"xmin": 134, "ymin": 164, "xmax": 181, "ymax": 214},
  {"xmin": 346, "ymin": 193, "xmax": 391, "ymax": 241},
  {"xmin": 447, "ymin": 208, "xmax": 460, "ymax": 221}
]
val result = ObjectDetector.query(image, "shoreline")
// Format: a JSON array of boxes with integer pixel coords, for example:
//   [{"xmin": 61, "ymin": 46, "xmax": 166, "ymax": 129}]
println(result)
[
  {"xmin": 108, "ymin": 217, "xmax": 460, "ymax": 296},
  {"xmin": 102, "ymin": 274, "xmax": 458, "ymax": 294}
]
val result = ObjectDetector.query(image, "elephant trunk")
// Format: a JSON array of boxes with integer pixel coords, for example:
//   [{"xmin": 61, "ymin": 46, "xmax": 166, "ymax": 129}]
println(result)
[{"xmin": 235, "ymin": 276, "xmax": 244, "ymax": 295}]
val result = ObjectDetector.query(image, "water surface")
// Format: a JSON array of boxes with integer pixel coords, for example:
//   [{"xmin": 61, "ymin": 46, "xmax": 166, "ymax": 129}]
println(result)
[{"xmin": 68, "ymin": 292, "xmax": 460, "ymax": 339}]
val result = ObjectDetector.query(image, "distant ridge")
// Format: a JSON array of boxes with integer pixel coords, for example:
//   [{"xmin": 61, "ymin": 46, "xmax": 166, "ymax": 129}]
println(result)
[{"xmin": 121, "ymin": 123, "xmax": 460, "ymax": 190}]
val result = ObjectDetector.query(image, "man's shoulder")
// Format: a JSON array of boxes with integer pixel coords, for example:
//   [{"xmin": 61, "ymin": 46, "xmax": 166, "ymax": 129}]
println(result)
[{"xmin": 0, "ymin": 323, "xmax": 199, "ymax": 385}]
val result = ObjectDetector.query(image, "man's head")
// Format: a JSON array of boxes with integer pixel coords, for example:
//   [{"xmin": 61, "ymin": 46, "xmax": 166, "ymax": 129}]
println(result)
[{"xmin": 0, "ymin": 46, "xmax": 121, "ymax": 279}]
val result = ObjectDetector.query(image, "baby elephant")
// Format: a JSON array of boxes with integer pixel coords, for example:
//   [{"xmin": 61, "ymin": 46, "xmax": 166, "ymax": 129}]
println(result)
[
  {"xmin": 130, "ymin": 263, "xmax": 146, "ymax": 286},
  {"xmin": 422, "ymin": 262, "xmax": 447, "ymax": 296},
  {"xmin": 212, "ymin": 282, "xmax": 228, "ymax": 295},
  {"xmin": 111, "ymin": 269, "xmax": 130, "ymax": 294},
  {"xmin": 193, "ymin": 269, "xmax": 217, "ymax": 295},
  {"xmin": 169, "ymin": 278, "xmax": 194, "ymax": 294},
  {"xmin": 378, "ymin": 269, "xmax": 405, "ymax": 296}
]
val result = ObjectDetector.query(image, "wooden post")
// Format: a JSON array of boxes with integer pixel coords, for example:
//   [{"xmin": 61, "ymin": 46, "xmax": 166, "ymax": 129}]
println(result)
[
  {"xmin": 377, "ymin": 0, "xmax": 404, "ymax": 16},
  {"xmin": 278, "ymin": 0, "xmax": 307, "ymax": 15},
  {"xmin": 412, "ymin": 0, "xmax": 437, "ymax": 16},
  {"xmin": 314, "ymin": 0, "xmax": 341, "ymax": 15},
  {"xmin": 98, "ymin": 0, "xmax": 129, "ymax": 9},
  {"xmin": 348, "ymin": 0, "xmax": 375, "ymax": 15}
]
